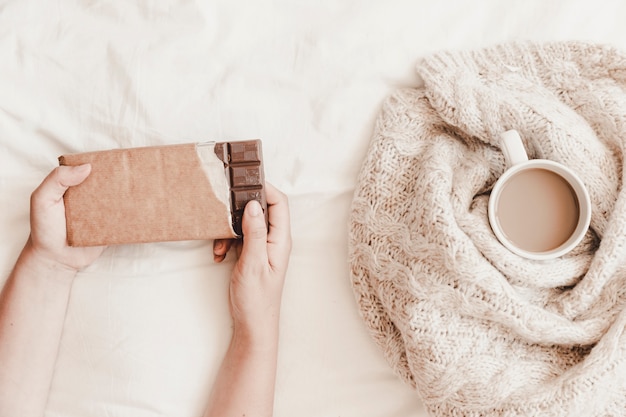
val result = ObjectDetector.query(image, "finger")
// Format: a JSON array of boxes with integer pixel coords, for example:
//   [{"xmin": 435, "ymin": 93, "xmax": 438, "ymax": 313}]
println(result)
[
  {"xmin": 32, "ymin": 164, "xmax": 92, "ymax": 206},
  {"xmin": 238, "ymin": 199, "xmax": 269, "ymax": 268},
  {"xmin": 213, "ymin": 238, "xmax": 233, "ymax": 263},
  {"xmin": 265, "ymin": 183, "xmax": 291, "ymax": 239},
  {"xmin": 264, "ymin": 183, "xmax": 292, "ymax": 267}
]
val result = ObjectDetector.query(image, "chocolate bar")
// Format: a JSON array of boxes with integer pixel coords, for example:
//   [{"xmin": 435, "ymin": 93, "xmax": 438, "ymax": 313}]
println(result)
[
  {"xmin": 58, "ymin": 140, "xmax": 268, "ymax": 246},
  {"xmin": 214, "ymin": 140, "xmax": 268, "ymax": 236}
]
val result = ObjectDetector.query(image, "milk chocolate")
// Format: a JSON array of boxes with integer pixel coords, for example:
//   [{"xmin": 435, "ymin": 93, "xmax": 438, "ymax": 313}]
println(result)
[
  {"xmin": 214, "ymin": 140, "xmax": 268, "ymax": 236},
  {"xmin": 58, "ymin": 140, "xmax": 268, "ymax": 246}
]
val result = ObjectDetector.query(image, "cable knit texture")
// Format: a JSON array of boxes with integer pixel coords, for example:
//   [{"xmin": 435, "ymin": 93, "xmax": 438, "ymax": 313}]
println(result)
[{"xmin": 348, "ymin": 42, "xmax": 626, "ymax": 416}]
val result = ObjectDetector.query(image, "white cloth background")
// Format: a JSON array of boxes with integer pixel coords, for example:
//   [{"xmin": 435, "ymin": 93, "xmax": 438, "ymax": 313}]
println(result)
[{"xmin": 1, "ymin": 1, "xmax": 626, "ymax": 416}]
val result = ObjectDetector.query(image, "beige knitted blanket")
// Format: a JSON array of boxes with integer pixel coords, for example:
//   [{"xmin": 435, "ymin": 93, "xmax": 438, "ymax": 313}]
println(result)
[{"xmin": 349, "ymin": 42, "xmax": 626, "ymax": 416}]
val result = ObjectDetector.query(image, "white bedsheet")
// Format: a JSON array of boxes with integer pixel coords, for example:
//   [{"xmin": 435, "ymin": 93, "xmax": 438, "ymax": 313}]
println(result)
[{"xmin": 2, "ymin": 1, "xmax": 626, "ymax": 416}]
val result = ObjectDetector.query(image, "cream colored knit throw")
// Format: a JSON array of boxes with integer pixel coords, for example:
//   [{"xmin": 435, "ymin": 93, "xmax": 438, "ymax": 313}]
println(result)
[{"xmin": 349, "ymin": 42, "xmax": 626, "ymax": 416}]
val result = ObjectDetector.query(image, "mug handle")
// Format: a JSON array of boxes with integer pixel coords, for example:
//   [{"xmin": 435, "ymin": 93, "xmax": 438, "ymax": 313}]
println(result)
[{"xmin": 501, "ymin": 130, "xmax": 528, "ymax": 166}]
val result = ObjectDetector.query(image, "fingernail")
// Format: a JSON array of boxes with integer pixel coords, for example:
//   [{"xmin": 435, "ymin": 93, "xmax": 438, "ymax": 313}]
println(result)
[
  {"xmin": 75, "ymin": 164, "xmax": 91, "ymax": 173},
  {"xmin": 247, "ymin": 200, "xmax": 262, "ymax": 217}
]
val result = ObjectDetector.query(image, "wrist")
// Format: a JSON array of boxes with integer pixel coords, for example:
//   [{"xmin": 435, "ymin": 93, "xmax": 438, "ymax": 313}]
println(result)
[
  {"xmin": 16, "ymin": 240, "xmax": 79, "ymax": 284},
  {"xmin": 231, "ymin": 319, "xmax": 280, "ymax": 353}
]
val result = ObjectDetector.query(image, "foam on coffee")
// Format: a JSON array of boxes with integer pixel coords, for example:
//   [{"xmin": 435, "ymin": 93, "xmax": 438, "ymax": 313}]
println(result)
[{"xmin": 495, "ymin": 167, "xmax": 580, "ymax": 253}]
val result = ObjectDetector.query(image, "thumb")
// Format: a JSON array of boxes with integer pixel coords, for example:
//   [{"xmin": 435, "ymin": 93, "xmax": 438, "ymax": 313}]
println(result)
[
  {"xmin": 33, "ymin": 164, "xmax": 92, "ymax": 205},
  {"xmin": 238, "ymin": 200, "xmax": 268, "ymax": 266}
]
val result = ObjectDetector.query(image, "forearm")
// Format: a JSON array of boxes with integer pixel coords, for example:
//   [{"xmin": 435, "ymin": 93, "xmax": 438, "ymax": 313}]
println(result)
[
  {"xmin": 206, "ymin": 185, "xmax": 290, "ymax": 417},
  {"xmin": 0, "ymin": 241, "xmax": 76, "ymax": 417},
  {"xmin": 205, "ymin": 325, "xmax": 280, "ymax": 417}
]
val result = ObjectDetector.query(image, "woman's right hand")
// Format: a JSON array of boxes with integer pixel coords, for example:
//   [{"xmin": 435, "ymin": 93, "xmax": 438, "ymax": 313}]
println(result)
[{"xmin": 213, "ymin": 183, "xmax": 292, "ymax": 344}]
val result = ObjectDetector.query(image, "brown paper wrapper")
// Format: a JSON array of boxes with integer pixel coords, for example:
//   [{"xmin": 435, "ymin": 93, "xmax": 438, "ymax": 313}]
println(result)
[{"xmin": 59, "ymin": 141, "xmax": 264, "ymax": 246}]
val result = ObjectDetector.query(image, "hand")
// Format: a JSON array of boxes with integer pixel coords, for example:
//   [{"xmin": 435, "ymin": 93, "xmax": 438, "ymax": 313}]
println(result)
[
  {"xmin": 0, "ymin": 165, "xmax": 105, "ymax": 417},
  {"xmin": 213, "ymin": 184, "xmax": 292, "ymax": 342},
  {"xmin": 26, "ymin": 164, "xmax": 105, "ymax": 272}
]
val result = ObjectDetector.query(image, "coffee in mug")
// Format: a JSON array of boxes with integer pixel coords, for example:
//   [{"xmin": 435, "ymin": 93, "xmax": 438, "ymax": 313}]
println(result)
[{"xmin": 488, "ymin": 130, "xmax": 591, "ymax": 260}]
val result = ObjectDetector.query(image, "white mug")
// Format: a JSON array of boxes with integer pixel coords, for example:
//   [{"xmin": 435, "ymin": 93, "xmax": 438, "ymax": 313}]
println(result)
[{"xmin": 488, "ymin": 130, "xmax": 591, "ymax": 260}]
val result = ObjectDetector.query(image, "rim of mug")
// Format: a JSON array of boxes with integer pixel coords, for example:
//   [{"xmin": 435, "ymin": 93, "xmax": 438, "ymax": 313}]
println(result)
[{"xmin": 488, "ymin": 159, "xmax": 591, "ymax": 261}]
